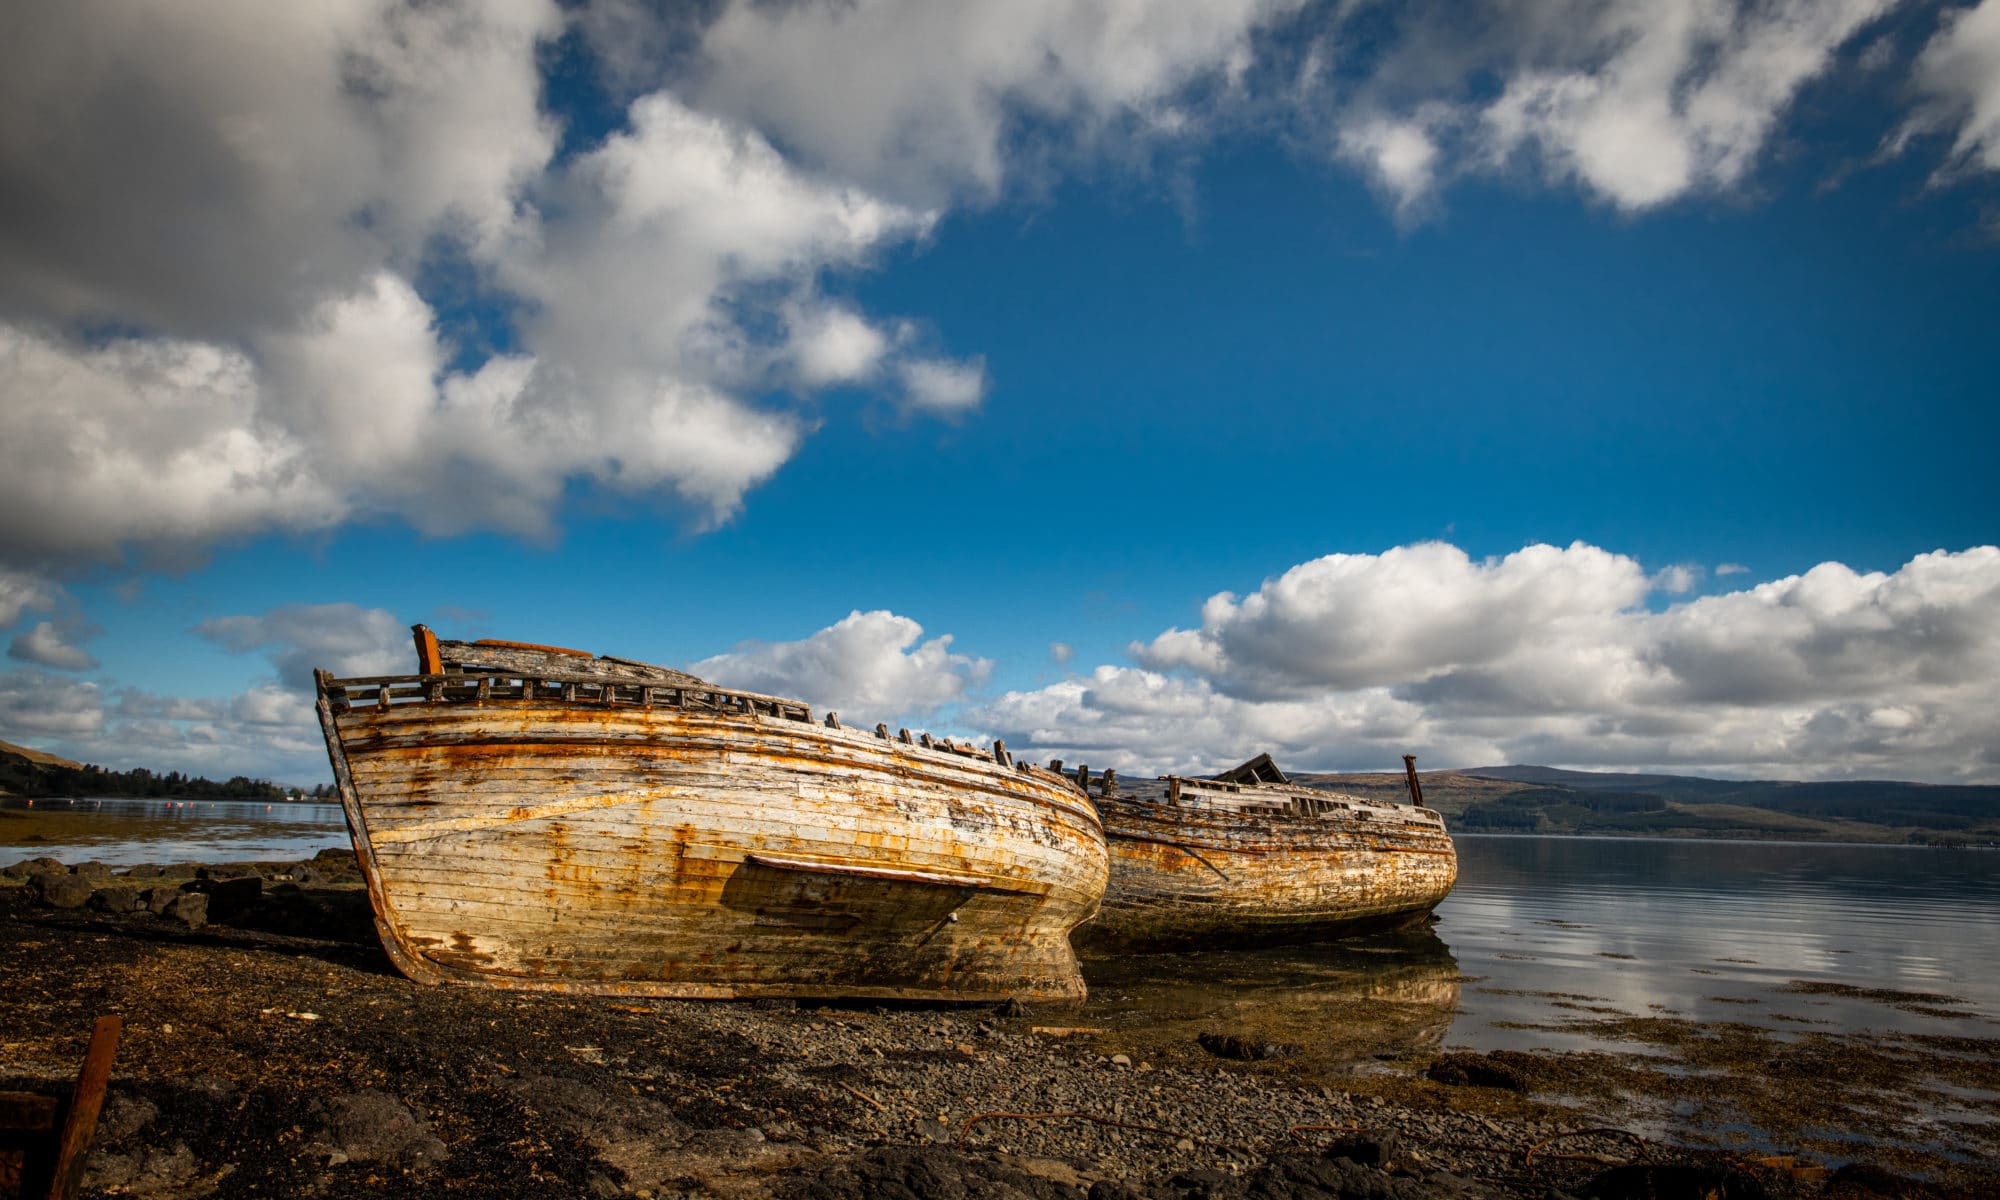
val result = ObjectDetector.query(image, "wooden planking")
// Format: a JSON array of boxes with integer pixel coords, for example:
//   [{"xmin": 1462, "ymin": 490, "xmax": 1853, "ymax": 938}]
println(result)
[
  {"xmin": 344, "ymin": 753, "xmax": 1094, "ymax": 887},
  {"xmin": 340, "ymin": 714, "xmax": 1087, "ymax": 809},
  {"xmin": 324, "ymin": 684, "xmax": 1106, "ymax": 1001},
  {"xmin": 339, "ymin": 707, "xmax": 1099, "ymax": 848},
  {"xmin": 434, "ymin": 636, "xmax": 711, "ymax": 689},
  {"xmin": 363, "ymin": 814, "xmax": 1091, "ymax": 907},
  {"xmin": 1077, "ymin": 786, "xmax": 1459, "ymax": 951}
]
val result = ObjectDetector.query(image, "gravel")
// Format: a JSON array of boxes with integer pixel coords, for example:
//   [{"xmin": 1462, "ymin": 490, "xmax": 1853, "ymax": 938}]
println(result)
[{"xmin": 0, "ymin": 858, "xmax": 1977, "ymax": 1199}]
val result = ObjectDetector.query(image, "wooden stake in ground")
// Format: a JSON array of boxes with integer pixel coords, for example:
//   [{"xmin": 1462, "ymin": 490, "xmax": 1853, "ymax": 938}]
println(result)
[{"xmin": 0, "ymin": 1013, "xmax": 121, "ymax": 1200}]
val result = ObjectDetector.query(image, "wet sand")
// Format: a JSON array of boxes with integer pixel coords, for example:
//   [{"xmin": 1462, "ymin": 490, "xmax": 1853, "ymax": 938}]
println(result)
[{"xmin": 1, "ymin": 860, "xmax": 1991, "ymax": 1198}]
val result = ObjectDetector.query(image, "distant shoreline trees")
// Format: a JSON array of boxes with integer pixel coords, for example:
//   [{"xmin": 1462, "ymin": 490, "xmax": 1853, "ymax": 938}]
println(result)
[{"xmin": 0, "ymin": 751, "xmax": 292, "ymax": 801}]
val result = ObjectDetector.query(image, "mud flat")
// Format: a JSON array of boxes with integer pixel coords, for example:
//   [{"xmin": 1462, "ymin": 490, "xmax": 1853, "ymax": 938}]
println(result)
[{"xmin": 1, "ymin": 858, "xmax": 1990, "ymax": 1199}]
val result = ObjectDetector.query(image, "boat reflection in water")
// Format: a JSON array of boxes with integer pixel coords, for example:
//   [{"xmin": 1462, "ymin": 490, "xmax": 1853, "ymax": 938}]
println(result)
[{"xmin": 1073, "ymin": 924, "xmax": 1462, "ymax": 1077}]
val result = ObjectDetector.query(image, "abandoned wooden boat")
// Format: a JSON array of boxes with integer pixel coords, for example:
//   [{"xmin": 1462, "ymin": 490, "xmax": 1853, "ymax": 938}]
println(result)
[
  {"xmin": 313, "ymin": 626, "xmax": 1107, "ymax": 1002},
  {"xmin": 1067, "ymin": 753, "xmax": 1456, "ymax": 952}
]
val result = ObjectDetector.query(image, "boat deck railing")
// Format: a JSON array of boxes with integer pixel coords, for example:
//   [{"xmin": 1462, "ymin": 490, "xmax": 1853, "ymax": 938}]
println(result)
[
  {"xmin": 1165, "ymin": 776, "xmax": 1445, "ymax": 825},
  {"xmin": 320, "ymin": 670, "xmax": 817, "ymax": 723},
  {"xmin": 315, "ymin": 670, "xmax": 1070, "ymax": 784}
]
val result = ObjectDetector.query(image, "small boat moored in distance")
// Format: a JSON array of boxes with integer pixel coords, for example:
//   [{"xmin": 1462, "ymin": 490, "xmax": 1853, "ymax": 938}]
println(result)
[
  {"xmin": 314, "ymin": 626, "xmax": 1107, "ymax": 1002},
  {"xmin": 1070, "ymin": 752, "xmax": 1457, "ymax": 952}
]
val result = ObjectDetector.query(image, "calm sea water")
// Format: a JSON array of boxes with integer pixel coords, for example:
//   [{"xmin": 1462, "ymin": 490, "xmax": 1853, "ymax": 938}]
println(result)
[
  {"xmin": 0, "ymin": 796, "xmax": 351, "ymax": 865},
  {"xmin": 7, "ymin": 806, "xmax": 1998, "ymax": 1050},
  {"xmin": 1082, "ymin": 835, "xmax": 2000, "ymax": 1057},
  {"xmin": 1436, "ymin": 834, "xmax": 2000, "ymax": 1047}
]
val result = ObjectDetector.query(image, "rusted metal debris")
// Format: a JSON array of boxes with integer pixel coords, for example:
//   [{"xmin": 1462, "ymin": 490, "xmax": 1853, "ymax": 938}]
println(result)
[
  {"xmin": 0, "ymin": 1015, "xmax": 120, "ymax": 1200},
  {"xmin": 1072, "ymin": 755, "xmax": 1458, "ymax": 953},
  {"xmin": 315, "ymin": 627, "xmax": 1107, "ymax": 1003}
]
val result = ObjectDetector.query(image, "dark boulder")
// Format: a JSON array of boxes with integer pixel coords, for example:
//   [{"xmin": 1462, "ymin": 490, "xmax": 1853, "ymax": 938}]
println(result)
[
  {"xmin": 1246, "ymin": 1150, "xmax": 1435, "ymax": 1199},
  {"xmin": 1320, "ymin": 1131, "xmax": 1404, "ymax": 1172},
  {"xmin": 188, "ymin": 874, "xmax": 263, "ymax": 919},
  {"xmin": 143, "ymin": 885, "xmax": 181, "ymax": 915},
  {"xmin": 30, "ymin": 871, "xmax": 94, "ymax": 909},
  {"xmin": 1584, "ymin": 1164, "xmax": 1767, "ymax": 1200},
  {"xmin": 1198, "ymin": 1032, "xmax": 1300, "ymax": 1061},
  {"xmin": 5, "ymin": 855, "xmax": 67, "ymax": 878},
  {"xmin": 782, "ymin": 1145, "xmax": 1078, "ymax": 1200},
  {"xmin": 1425, "ymin": 1052, "xmax": 1529, "ymax": 1093},
  {"xmin": 163, "ymin": 892, "xmax": 208, "ymax": 929},
  {"xmin": 89, "ymin": 885, "xmax": 143, "ymax": 914}
]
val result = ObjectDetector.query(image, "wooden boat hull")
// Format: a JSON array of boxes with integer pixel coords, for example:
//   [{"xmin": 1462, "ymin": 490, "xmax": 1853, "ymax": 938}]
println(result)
[
  {"xmin": 1074, "ymin": 799, "xmax": 1457, "ymax": 953},
  {"xmin": 317, "ymin": 676, "xmax": 1106, "ymax": 1002}
]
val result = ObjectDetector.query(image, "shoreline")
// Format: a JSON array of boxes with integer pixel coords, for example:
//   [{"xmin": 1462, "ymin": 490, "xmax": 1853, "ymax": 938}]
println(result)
[{"xmin": 3, "ymin": 856, "xmax": 1993, "ymax": 1198}]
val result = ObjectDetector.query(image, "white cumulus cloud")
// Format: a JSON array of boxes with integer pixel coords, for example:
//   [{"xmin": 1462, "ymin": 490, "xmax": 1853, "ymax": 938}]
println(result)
[
  {"xmin": 0, "ymin": 601, "xmax": 417, "ymax": 781},
  {"xmin": 1315, "ymin": 0, "xmax": 1896, "ymax": 214},
  {"xmin": 1900, "ymin": 0, "xmax": 2000, "ymax": 176},
  {"xmin": 0, "ymin": 0, "xmax": 1979, "ymax": 574},
  {"xmin": 1132, "ymin": 542, "xmax": 1651, "ymax": 697},
  {"xmin": 693, "ymin": 610, "xmax": 993, "ymax": 722},
  {"xmin": 691, "ymin": 0, "xmax": 1307, "ymax": 204},
  {"xmin": 0, "ymin": 4, "xmax": 1003, "ymax": 567},
  {"xmin": 8, "ymin": 622, "xmax": 98, "ymax": 672},
  {"xmin": 196, "ymin": 603, "xmax": 412, "ymax": 689},
  {"xmin": 0, "ymin": 670, "xmax": 106, "ymax": 740},
  {"xmin": 898, "ymin": 358, "xmax": 990, "ymax": 416},
  {"xmin": 975, "ymin": 543, "xmax": 2000, "ymax": 783},
  {"xmin": 0, "ymin": 569, "xmax": 58, "ymax": 629}
]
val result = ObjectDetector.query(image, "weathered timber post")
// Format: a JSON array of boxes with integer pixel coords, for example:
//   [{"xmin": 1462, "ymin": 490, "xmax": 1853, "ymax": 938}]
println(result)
[
  {"xmin": 1076, "ymin": 764, "xmax": 1090, "ymax": 793},
  {"xmin": 993, "ymin": 739, "xmax": 1010, "ymax": 766},
  {"xmin": 898, "ymin": 728, "xmax": 914, "ymax": 744},
  {"xmin": 1048, "ymin": 759, "xmax": 1064, "ymax": 774},
  {"xmin": 45, "ymin": 1014, "xmax": 120, "ymax": 1200},
  {"xmin": 876, "ymin": 723, "xmax": 889, "ymax": 739},
  {"xmin": 1402, "ymin": 754, "xmax": 1425, "ymax": 808},
  {"xmin": 825, "ymin": 711, "xmax": 840, "ymax": 729},
  {"xmin": 1101, "ymin": 768, "xmax": 1118, "ymax": 798},
  {"xmin": 412, "ymin": 624, "xmax": 443, "ymax": 675}
]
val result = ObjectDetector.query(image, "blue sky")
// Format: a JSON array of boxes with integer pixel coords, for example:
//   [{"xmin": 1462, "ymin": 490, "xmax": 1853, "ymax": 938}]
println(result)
[{"xmin": 2, "ymin": 1, "xmax": 1997, "ymax": 786}]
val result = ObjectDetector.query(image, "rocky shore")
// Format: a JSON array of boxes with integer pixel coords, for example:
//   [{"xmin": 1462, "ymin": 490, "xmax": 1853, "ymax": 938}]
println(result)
[{"xmin": 1, "ymin": 856, "xmax": 1987, "ymax": 1199}]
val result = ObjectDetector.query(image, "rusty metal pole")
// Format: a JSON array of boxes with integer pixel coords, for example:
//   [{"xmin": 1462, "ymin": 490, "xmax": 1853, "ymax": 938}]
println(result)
[{"xmin": 1402, "ymin": 754, "xmax": 1425, "ymax": 808}]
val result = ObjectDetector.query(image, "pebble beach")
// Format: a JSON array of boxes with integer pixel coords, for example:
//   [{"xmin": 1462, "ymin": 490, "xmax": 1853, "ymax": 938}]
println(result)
[{"xmin": 1, "ymin": 853, "xmax": 1989, "ymax": 1199}]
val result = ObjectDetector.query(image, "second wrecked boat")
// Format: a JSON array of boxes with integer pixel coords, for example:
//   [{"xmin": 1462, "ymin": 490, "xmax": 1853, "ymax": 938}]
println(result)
[
  {"xmin": 314, "ymin": 627, "xmax": 1107, "ymax": 1002},
  {"xmin": 1070, "ymin": 754, "xmax": 1457, "ymax": 952}
]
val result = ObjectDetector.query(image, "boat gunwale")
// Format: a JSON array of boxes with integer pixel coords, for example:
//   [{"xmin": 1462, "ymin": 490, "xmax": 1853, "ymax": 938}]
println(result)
[
  {"xmin": 320, "ymin": 669, "xmax": 1094, "ymax": 822},
  {"xmin": 1095, "ymin": 795, "xmax": 1452, "ymax": 843},
  {"xmin": 324, "ymin": 669, "xmax": 813, "ymax": 715},
  {"xmin": 1156, "ymin": 779, "xmax": 1448, "ymax": 821}
]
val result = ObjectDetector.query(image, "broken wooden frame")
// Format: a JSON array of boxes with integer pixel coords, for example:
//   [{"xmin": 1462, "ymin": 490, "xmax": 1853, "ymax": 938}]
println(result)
[{"xmin": 0, "ymin": 1015, "xmax": 120, "ymax": 1200}]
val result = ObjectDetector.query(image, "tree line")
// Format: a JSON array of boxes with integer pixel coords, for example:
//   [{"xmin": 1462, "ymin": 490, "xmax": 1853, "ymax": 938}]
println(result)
[{"xmin": 1, "ymin": 752, "xmax": 292, "ymax": 801}]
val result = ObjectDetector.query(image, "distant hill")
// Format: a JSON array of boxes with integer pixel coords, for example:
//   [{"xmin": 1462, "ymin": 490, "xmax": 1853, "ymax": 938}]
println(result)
[
  {"xmin": 1459, "ymin": 764, "xmax": 1739, "ymax": 793},
  {"xmin": 1297, "ymin": 763, "xmax": 2000, "ymax": 845},
  {"xmin": 0, "ymin": 737, "xmax": 83, "ymax": 771},
  {"xmin": 0, "ymin": 739, "xmax": 286, "ymax": 802}
]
